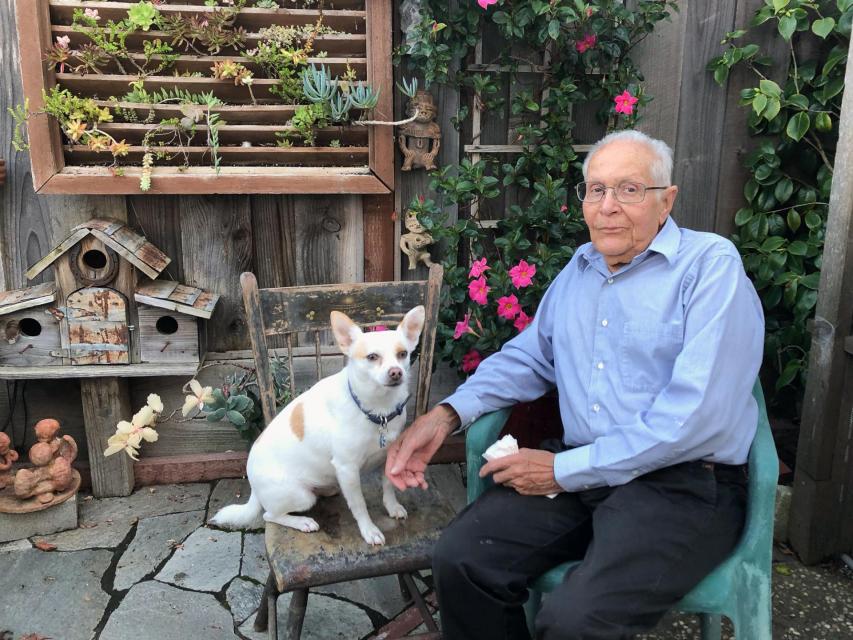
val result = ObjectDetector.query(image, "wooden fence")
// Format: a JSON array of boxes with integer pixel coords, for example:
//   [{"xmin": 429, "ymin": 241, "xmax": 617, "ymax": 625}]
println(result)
[{"xmin": 0, "ymin": 0, "xmax": 784, "ymax": 478}]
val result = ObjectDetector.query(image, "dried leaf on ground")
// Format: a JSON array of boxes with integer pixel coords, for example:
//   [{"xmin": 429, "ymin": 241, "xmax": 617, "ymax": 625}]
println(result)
[{"xmin": 33, "ymin": 540, "xmax": 57, "ymax": 551}]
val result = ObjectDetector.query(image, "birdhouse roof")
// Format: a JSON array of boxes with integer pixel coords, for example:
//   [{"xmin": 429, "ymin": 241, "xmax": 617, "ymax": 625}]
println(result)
[
  {"xmin": 25, "ymin": 219, "xmax": 171, "ymax": 281},
  {"xmin": 0, "ymin": 282, "xmax": 57, "ymax": 316},
  {"xmin": 135, "ymin": 280, "xmax": 220, "ymax": 319}
]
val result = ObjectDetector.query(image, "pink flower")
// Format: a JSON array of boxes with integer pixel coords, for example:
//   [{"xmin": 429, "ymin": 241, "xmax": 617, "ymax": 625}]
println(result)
[
  {"xmin": 469, "ymin": 257, "xmax": 490, "ymax": 279},
  {"xmin": 369, "ymin": 325, "xmax": 388, "ymax": 332},
  {"xmin": 56, "ymin": 35, "xmax": 70, "ymax": 49},
  {"xmin": 575, "ymin": 34, "xmax": 596, "ymax": 53},
  {"xmin": 468, "ymin": 277, "xmax": 490, "ymax": 305},
  {"xmin": 461, "ymin": 349, "xmax": 482, "ymax": 373},
  {"xmin": 477, "ymin": 0, "xmax": 498, "ymax": 8},
  {"xmin": 614, "ymin": 90, "xmax": 639, "ymax": 115},
  {"xmin": 509, "ymin": 260, "xmax": 536, "ymax": 289},
  {"xmin": 514, "ymin": 311, "xmax": 533, "ymax": 332},
  {"xmin": 84, "ymin": 8, "xmax": 100, "ymax": 19},
  {"xmin": 560, "ymin": 204, "xmax": 568, "ymax": 212},
  {"xmin": 453, "ymin": 313, "xmax": 474, "ymax": 340},
  {"xmin": 496, "ymin": 294, "xmax": 521, "ymax": 320}
]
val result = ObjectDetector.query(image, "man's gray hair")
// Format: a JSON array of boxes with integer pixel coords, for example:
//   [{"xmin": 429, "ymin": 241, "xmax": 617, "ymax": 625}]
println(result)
[{"xmin": 581, "ymin": 130, "xmax": 674, "ymax": 187}]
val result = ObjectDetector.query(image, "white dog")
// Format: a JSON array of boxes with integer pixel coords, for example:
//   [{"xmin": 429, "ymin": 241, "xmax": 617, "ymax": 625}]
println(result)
[{"xmin": 210, "ymin": 306, "xmax": 425, "ymax": 545}]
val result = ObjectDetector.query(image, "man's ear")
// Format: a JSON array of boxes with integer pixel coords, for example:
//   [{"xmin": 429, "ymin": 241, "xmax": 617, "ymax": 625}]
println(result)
[
  {"xmin": 397, "ymin": 305, "xmax": 425, "ymax": 346},
  {"xmin": 330, "ymin": 311, "xmax": 362, "ymax": 356}
]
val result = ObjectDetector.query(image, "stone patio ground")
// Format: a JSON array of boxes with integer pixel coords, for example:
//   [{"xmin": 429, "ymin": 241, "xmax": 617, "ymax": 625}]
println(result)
[{"xmin": 0, "ymin": 467, "xmax": 851, "ymax": 639}]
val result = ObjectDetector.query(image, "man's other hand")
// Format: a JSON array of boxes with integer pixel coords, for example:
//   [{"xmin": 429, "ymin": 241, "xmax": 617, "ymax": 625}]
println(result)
[
  {"xmin": 385, "ymin": 404, "xmax": 459, "ymax": 491},
  {"xmin": 480, "ymin": 449, "xmax": 562, "ymax": 496}
]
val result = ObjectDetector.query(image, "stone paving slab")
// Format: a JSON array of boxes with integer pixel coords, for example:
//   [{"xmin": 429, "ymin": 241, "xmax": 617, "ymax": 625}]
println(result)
[
  {"xmin": 239, "ymin": 591, "xmax": 374, "ymax": 640},
  {"xmin": 38, "ymin": 483, "xmax": 210, "ymax": 551},
  {"xmin": 315, "ymin": 575, "xmax": 407, "ymax": 619},
  {"xmin": 242, "ymin": 531, "xmax": 268, "ymax": 583},
  {"xmin": 156, "ymin": 525, "xmax": 241, "ymax": 592},
  {"xmin": 0, "ymin": 548, "xmax": 112, "ymax": 639},
  {"xmin": 100, "ymin": 580, "xmax": 238, "ymax": 640},
  {"xmin": 227, "ymin": 576, "xmax": 264, "ymax": 626},
  {"xmin": 114, "ymin": 509, "xmax": 206, "ymax": 591},
  {"xmin": 0, "ymin": 494, "xmax": 77, "ymax": 543}
]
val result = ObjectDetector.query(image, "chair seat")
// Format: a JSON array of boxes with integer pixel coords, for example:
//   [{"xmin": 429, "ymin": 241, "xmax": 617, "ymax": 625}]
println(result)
[{"xmin": 265, "ymin": 471, "xmax": 459, "ymax": 593}]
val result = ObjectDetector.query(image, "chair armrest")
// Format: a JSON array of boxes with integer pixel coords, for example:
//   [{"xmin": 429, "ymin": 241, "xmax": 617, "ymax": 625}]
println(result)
[
  {"xmin": 740, "ymin": 381, "xmax": 779, "ymax": 560},
  {"xmin": 465, "ymin": 408, "xmax": 512, "ymax": 504}
]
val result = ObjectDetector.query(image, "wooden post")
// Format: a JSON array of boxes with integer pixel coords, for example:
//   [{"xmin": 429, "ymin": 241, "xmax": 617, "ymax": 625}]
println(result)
[
  {"xmin": 363, "ymin": 194, "xmax": 395, "ymax": 281},
  {"xmin": 789, "ymin": 34, "xmax": 853, "ymax": 564},
  {"xmin": 80, "ymin": 377, "xmax": 134, "ymax": 496}
]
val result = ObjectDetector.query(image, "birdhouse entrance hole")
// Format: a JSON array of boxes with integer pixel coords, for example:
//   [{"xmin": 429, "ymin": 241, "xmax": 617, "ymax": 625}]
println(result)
[
  {"xmin": 82, "ymin": 250, "xmax": 107, "ymax": 270},
  {"xmin": 18, "ymin": 318, "xmax": 41, "ymax": 337},
  {"xmin": 156, "ymin": 315, "xmax": 179, "ymax": 335}
]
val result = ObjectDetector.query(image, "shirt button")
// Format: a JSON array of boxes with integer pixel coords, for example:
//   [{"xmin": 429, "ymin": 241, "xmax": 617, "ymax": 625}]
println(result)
[
  {"xmin": 597, "ymin": 362, "xmax": 605, "ymax": 370},
  {"xmin": 601, "ymin": 319, "xmax": 608, "ymax": 327},
  {"xmin": 592, "ymin": 403, "xmax": 600, "ymax": 412},
  {"xmin": 607, "ymin": 278, "xmax": 614, "ymax": 284},
  {"xmin": 583, "ymin": 485, "xmax": 590, "ymax": 490},
  {"xmin": 632, "ymin": 470, "xmax": 640, "ymax": 476}
]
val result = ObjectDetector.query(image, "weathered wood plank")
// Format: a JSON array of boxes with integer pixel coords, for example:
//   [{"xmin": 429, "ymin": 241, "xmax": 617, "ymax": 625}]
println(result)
[
  {"xmin": 180, "ymin": 195, "xmax": 252, "ymax": 351},
  {"xmin": 24, "ymin": 228, "xmax": 89, "ymax": 281},
  {"xmin": 671, "ymin": 0, "xmax": 738, "ymax": 232},
  {"xmin": 0, "ymin": 362, "xmax": 201, "ymax": 379},
  {"xmin": 127, "ymin": 196, "xmax": 185, "ymax": 283},
  {"xmin": 363, "ymin": 195, "xmax": 394, "ymax": 281},
  {"xmin": 133, "ymin": 452, "xmax": 248, "ymax": 486},
  {"xmin": 137, "ymin": 306, "xmax": 199, "ymax": 364},
  {"xmin": 0, "ymin": 306, "xmax": 63, "ymax": 366},
  {"xmin": 89, "ymin": 228, "xmax": 166, "ymax": 279},
  {"xmin": 135, "ymin": 280, "xmax": 181, "ymax": 300},
  {"xmin": 291, "ymin": 195, "xmax": 363, "ymax": 287},
  {"xmin": 80, "ymin": 377, "xmax": 134, "ymax": 496},
  {"xmin": 0, "ymin": 281, "xmax": 56, "ymax": 313}
]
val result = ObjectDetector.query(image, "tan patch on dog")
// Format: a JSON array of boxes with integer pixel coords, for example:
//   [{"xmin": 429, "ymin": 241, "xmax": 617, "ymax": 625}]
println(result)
[
  {"xmin": 290, "ymin": 403, "xmax": 305, "ymax": 440},
  {"xmin": 351, "ymin": 340, "xmax": 368, "ymax": 360},
  {"xmin": 395, "ymin": 341, "xmax": 407, "ymax": 355}
]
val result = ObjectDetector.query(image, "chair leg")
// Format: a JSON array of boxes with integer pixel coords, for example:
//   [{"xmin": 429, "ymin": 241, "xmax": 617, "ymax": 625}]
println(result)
[
  {"xmin": 699, "ymin": 614, "xmax": 722, "ymax": 639},
  {"xmin": 524, "ymin": 589, "xmax": 542, "ymax": 638},
  {"xmin": 398, "ymin": 573, "xmax": 413, "ymax": 604},
  {"xmin": 730, "ymin": 580, "xmax": 773, "ymax": 640},
  {"xmin": 401, "ymin": 572, "xmax": 439, "ymax": 633},
  {"xmin": 285, "ymin": 587, "xmax": 309, "ymax": 640},
  {"xmin": 255, "ymin": 571, "xmax": 278, "ymax": 633}
]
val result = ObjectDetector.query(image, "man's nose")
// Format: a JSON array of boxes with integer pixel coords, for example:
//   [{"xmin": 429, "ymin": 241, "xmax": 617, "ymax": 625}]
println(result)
[
  {"xmin": 599, "ymin": 188, "xmax": 621, "ymax": 213},
  {"xmin": 388, "ymin": 367, "xmax": 403, "ymax": 382}
]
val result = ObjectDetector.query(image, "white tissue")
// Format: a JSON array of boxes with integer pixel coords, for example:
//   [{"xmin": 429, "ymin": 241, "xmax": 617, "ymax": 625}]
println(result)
[{"xmin": 482, "ymin": 434, "xmax": 557, "ymax": 498}]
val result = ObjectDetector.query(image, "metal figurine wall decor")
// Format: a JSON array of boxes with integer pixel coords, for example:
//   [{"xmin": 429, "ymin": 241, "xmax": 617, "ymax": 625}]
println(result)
[{"xmin": 398, "ymin": 91, "xmax": 441, "ymax": 171}]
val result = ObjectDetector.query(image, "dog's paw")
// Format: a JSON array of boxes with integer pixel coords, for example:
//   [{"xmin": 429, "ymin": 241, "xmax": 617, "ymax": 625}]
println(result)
[
  {"xmin": 359, "ymin": 522, "xmax": 385, "ymax": 546},
  {"xmin": 385, "ymin": 502, "xmax": 407, "ymax": 519},
  {"xmin": 292, "ymin": 516, "xmax": 320, "ymax": 532}
]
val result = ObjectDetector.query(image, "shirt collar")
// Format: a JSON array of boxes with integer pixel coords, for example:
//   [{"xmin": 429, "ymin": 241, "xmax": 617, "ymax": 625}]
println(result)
[{"xmin": 577, "ymin": 216, "xmax": 681, "ymax": 272}]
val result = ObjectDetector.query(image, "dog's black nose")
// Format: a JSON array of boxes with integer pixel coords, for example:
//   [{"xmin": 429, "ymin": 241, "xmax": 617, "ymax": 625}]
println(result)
[{"xmin": 388, "ymin": 367, "xmax": 403, "ymax": 382}]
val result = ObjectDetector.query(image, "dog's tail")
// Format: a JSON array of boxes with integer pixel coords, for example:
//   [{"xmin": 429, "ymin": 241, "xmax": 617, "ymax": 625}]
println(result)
[{"xmin": 209, "ymin": 492, "xmax": 263, "ymax": 530}]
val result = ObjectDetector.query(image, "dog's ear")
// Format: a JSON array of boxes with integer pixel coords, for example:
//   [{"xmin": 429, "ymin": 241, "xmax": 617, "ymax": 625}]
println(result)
[
  {"xmin": 330, "ymin": 311, "xmax": 362, "ymax": 355},
  {"xmin": 397, "ymin": 305, "xmax": 425, "ymax": 346}
]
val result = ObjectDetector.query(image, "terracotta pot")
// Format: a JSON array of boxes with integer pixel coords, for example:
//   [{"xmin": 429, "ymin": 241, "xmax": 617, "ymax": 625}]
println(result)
[{"xmin": 499, "ymin": 393, "xmax": 563, "ymax": 450}]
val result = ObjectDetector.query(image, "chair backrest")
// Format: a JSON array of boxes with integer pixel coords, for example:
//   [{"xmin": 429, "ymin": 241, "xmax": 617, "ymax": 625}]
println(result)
[{"xmin": 240, "ymin": 265, "xmax": 444, "ymax": 427}]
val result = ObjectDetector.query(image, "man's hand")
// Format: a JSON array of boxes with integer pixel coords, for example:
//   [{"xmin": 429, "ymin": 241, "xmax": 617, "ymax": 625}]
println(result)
[
  {"xmin": 479, "ymin": 449, "xmax": 562, "ymax": 496},
  {"xmin": 385, "ymin": 404, "xmax": 459, "ymax": 491}
]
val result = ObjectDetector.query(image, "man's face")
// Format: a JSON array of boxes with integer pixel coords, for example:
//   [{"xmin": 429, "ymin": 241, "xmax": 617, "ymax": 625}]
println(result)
[{"xmin": 582, "ymin": 140, "xmax": 678, "ymax": 271}]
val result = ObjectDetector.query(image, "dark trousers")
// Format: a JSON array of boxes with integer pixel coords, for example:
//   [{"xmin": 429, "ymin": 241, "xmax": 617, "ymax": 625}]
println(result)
[{"xmin": 432, "ymin": 461, "xmax": 747, "ymax": 640}]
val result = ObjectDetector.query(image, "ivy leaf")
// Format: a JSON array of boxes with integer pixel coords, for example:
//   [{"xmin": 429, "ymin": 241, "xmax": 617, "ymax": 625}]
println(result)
[
  {"xmin": 763, "ymin": 97, "xmax": 781, "ymax": 120},
  {"xmin": 788, "ymin": 240, "xmax": 808, "ymax": 255},
  {"xmin": 548, "ymin": 19, "xmax": 560, "ymax": 40},
  {"xmin": 761, "ymin": 236, "xmax": 785, "ymax": 252},
  {"xmin": 805, "ymin": 210, "xmax": 823, "ymax": 229},
  {"xmin": 735, "ymin": 207, "xmax": 754, "ymax": 226},
  {"xmin": 752, "ymin": 93, "xmax": 768, "ymax": 115},
  {"xmin": 759, "ymin": 79, "xmax": 782, "ymax": 98},
  {"xmin": 775, "ymin": 360, "xmax": 800, "ymax": 390},
  {"xmin": 774, "ymin": 178, "xmax": 793, "ymax": 204},
  {"xmin": 778, "ymin": 15, "xmax": 797, "ymax": 40},
  {"xmin": 795, "ymin": 289, "xmax": 818, "ymax": 315},
  {"xmin": 787, "ymin": 209, "xmax": 801, "ymax": 232},
  {"xmin": 785, "ymin": 112, "xmax": 810, "ymax": 142},
  {"xmin": 744, "ymin": 179, "xmax": 759, "ymax": 202},
  {"xmin": 812, "ymin": 17, "xmax": 836, "ymax": 39},
  {"xmin": 800, "ymin": 273, "xmax": 821, "ymax": 289}
]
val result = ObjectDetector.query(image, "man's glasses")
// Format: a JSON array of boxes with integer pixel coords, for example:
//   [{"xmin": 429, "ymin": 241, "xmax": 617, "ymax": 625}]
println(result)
[{"xmin": 575, "ymin": 181, "xmax": 668, "ymax": 204}]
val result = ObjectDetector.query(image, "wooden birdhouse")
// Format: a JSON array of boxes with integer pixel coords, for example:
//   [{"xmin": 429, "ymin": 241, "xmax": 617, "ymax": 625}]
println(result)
[{"xmin": 0, "ymin": 219, "xmax": 219, "ymax": 378}]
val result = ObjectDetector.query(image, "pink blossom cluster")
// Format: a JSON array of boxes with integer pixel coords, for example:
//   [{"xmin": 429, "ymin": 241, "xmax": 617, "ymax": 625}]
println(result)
[
  {"xmin": 614, "ymin": 90, "xmax": 639, "ymax": 115},
  {"xmin": 455, "ymin": 257, "xmax": 537, "ymax": 373}
]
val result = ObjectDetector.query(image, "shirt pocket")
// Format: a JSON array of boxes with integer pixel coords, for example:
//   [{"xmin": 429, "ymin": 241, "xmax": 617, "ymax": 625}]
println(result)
[{"xmin": 619, "ymin": 321, "xmax": 684, "ymax": 394}]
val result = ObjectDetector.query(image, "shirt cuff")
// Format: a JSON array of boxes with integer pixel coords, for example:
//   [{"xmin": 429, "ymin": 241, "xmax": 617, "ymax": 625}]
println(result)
[
  {"xmin": 553, "ymin": 446, "xmax": 604, "ymax": 492},
  {"xmin": 440, "ymin": 390, "xmax": 485, "ymax": 429}
]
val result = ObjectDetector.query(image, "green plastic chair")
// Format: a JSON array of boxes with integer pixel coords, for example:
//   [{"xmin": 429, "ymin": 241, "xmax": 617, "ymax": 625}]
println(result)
[{"xmin": 465, "ymin": 380, "xmax": 777, "ymax": 639}]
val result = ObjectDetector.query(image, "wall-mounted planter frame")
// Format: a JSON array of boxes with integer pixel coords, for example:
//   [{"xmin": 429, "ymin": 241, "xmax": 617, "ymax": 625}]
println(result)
[{"xmin": 14, "ymin": 0, "xmax": 393, "ymax": 195}]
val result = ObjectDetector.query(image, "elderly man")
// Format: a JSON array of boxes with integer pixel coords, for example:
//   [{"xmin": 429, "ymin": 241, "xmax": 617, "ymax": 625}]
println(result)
[{"xmin": 386, "ymin": 130, "xmax": 764, "ymax": 639}]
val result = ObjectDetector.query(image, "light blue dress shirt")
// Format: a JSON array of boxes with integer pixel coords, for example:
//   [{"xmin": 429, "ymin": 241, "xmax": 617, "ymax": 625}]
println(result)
[{"xmin": 443, "ymin": 217, "xmax": 765, "ymax": 493}]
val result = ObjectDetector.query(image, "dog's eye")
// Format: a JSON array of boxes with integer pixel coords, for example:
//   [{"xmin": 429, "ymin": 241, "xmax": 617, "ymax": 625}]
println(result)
[
  {"xmin": 397, "ymin": 351, "xmax": 408, "ymax": 359},
  {"xmin": 366, "ymin": 353, "xmax": 380, "ymax": 362}
]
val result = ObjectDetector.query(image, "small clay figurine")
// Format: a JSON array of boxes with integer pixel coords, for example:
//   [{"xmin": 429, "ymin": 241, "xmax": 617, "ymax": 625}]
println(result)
[
  {"xmin": 0, "ymin": 432, "xmax": 18, "ymax": 490},
  {"xmin": 398, "ymin": 90, "xmax": 441, "ymax": 171},
  {"xmin": 14, "ymin": 418, "xmax": 78, "ymax": 504},
  {"xmin": 399, "ymin": 209, "xmax": 435, "ymax": 270}
]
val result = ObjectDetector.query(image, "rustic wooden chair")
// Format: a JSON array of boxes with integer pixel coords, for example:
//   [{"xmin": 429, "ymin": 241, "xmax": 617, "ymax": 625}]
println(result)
[{"xmin": 240, "ymin": 264, "xmax": 459, "ymax": 640}]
